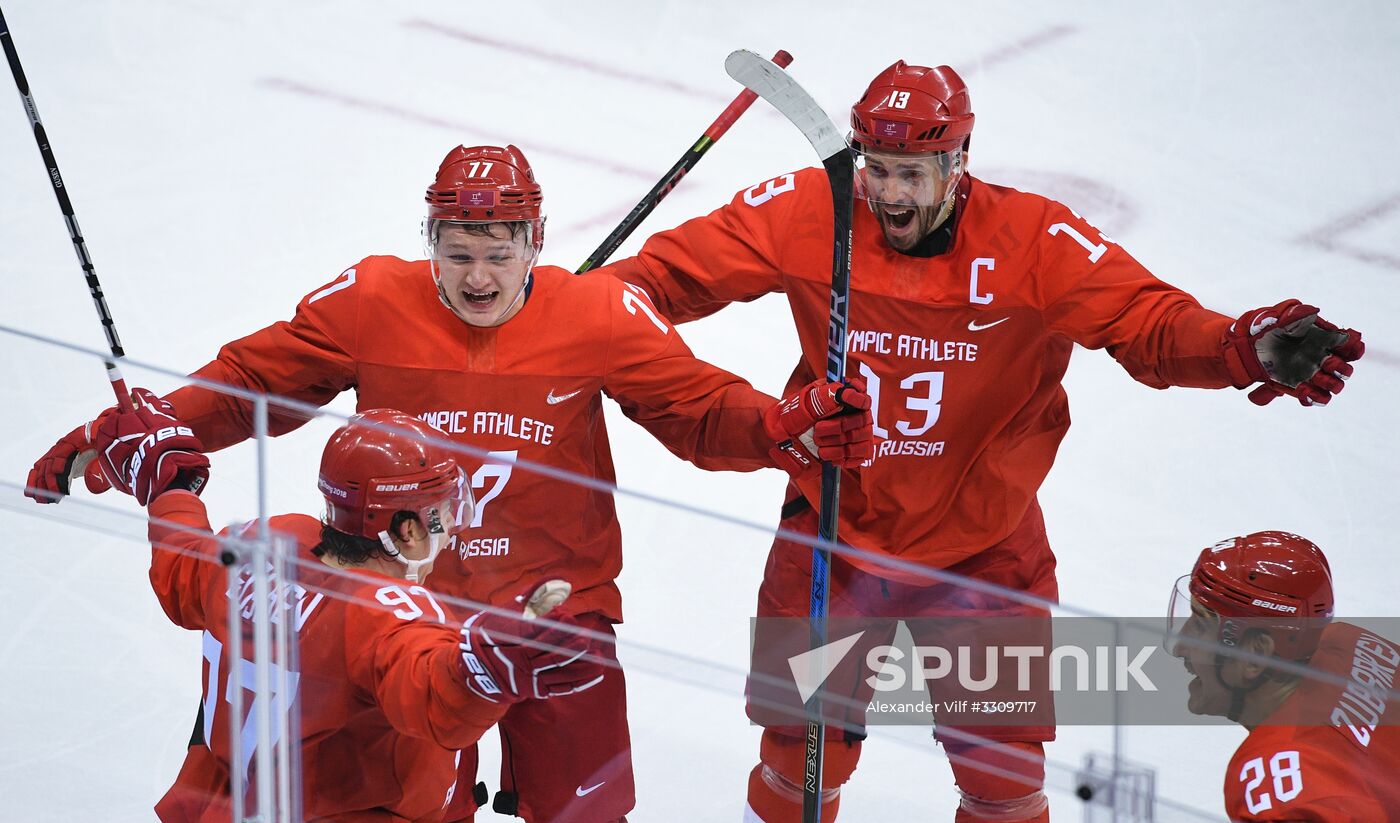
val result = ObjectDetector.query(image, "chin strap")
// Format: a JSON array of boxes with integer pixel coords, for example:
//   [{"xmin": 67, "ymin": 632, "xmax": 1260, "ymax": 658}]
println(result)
[
  {"xmin": 432, "ymin": 260, "xmax": 537, "ymax": 328},
  {"xmin": 378, "ymin": 528, "xmax": 447, "ymax": 584},
  {"xmin": 1212, "ymin": 653, "xmax": 1270, "ymax": 723},
  {"xmin": 929, "ymin": 167, "xmax": 965, "ymax": 232}
]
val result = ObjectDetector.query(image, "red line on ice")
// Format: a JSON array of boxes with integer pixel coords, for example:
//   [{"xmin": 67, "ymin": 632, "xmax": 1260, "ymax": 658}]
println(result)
[
  {"xmin": 1298, "ymin": 192, "xmax": 1400, "ymax": 272},
  {"xmin": 1300, "ymin": 193, "xmax": 1400, "ymax": 241},
  {"xmin": 972, "ymin": 24, "xmax": 1080, "ymax": 70},
  {"xmin": 403, "ymin": 20, "xmax": 734, "ymax": 106},
  {"xmin": 258, "ymin": 78, "xmax": 655, "ymax": 182},
  {"xmin": 563, "ymin": 196, "xmax": 658, "ymax": 239}
]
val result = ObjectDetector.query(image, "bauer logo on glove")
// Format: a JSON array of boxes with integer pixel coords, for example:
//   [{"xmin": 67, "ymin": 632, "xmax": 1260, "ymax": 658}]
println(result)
[{"xmin": 93, "ymin": 388, "xmax": 211, "ymax": 506}]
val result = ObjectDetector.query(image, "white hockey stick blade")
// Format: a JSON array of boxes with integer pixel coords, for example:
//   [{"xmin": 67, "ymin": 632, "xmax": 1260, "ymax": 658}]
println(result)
[{"xmin": 725, "ymin": 50, "xmax": 846, "ymax": 162}]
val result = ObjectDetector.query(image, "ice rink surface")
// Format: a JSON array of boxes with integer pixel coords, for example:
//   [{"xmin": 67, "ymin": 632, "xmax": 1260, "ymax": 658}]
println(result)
[{"xmin": 2, "ymin": 2, "xmax": 1398, "ymax": 820}]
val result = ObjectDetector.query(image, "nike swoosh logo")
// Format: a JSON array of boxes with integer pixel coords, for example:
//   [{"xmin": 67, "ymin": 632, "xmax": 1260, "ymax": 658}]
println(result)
[
  {"xmin": 967, "ymin": 317, "xmax": 1009, "ymax": 332},
  {"xmin": 547, "ymin": 388, "xmax": 584, "ymax": 405},
  {"xmin": 575, "ymin": 781, "xmax": 606, "ymax": 797}
]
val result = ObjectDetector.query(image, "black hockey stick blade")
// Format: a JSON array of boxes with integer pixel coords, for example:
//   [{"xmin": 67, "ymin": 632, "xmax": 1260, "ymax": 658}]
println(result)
[{"xmin": 724, "ymin": 49, "xmax": 846, "ymax": 163}]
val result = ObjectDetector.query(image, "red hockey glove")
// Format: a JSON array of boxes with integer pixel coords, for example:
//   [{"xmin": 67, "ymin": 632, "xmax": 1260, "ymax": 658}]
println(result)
[
  {"xmin": 764, "ymin": 377, "xmax": 874, "ymax": 475},
  {"xmin": 1223, "ymin": 300, "xmax": 1364, "ymax": 407},
  {"xmin": 25, "ymin": 408, "xmax": 120, "ymax": 503},
  {"xmin": 457, "ymin": 581, "xmax": 604, "ymax": 704},
  {"xmin": 93, "ymin": 389, "xmax": 210, "ymax": 506}
]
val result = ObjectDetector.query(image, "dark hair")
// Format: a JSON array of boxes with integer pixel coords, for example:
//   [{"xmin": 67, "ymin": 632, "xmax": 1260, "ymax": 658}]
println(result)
[
  {"xmin": 314, "ymin": 511, "xmax": 419, "ymax": 566},
  {"xmin": 437, "ymin": 221, "xmax": 529, "ymax": 242}
]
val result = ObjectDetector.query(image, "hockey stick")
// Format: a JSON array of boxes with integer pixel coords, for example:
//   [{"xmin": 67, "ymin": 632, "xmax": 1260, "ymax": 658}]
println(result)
[
  {"xmin": 725, "ymin": 49, "xmax": 853, "ymax": 823},
  {"xmin": 2, "ymin": 5, "xmax": 133, "ymax": 413},
  {"xmin": 575, "ymin": 49, "xmax": 793, "ymax": 273}
]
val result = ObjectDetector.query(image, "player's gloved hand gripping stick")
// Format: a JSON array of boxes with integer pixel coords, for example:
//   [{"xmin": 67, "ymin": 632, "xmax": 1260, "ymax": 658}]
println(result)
[{"xmin": 4, "ymin": 6, "xmax": 137, "ymax": 501}]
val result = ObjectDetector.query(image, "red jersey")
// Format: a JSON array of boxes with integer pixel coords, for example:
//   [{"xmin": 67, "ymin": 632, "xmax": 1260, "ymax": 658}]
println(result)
[
  {"xmin": 603, "ymin": 168, "xmax": 1245, "ymax": 579},
  {"xmin": 164, "ymin": 260, "xmax": 774, "ymax": 619},
  {"xmin": 1223, "ymin": 622, "xmax": 1400, "ymax": 821},
  {"xmin": 146, "ymin": 491, "xmax": 504, "ymax": 823}
]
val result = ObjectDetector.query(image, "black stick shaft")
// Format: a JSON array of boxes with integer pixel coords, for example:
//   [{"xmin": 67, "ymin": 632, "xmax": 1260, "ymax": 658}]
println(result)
[
  {"xmin": 803, "ymin": 146, "xmax": 854, "ymax": 823},
  {"xmin": 1, "ymin": 5, "xmax": 132, "ymax": 411},
  {"xmin": 576, "ymin": 49, "xmax": 793, "ymax": 273}
]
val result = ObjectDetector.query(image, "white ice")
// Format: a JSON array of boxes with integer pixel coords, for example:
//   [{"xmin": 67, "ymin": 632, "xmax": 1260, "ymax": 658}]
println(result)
[{"xmin": 2, "ymin": 2, "xmax": 1398, "ymax": 821}]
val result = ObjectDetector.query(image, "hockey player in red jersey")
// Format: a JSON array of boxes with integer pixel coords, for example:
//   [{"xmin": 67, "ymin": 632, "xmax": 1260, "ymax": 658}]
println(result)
[
  {"xmin": 598, "ymin": 62, "xmax": 1366, "ymax": 822},
  {"xmin": 27, "ymin": 144, "xmax": 872, "ymax": 822},
  {"xmin": 1168, "ymin": 532, "xmax": 1400, "ymax": 821},
  {"xmin": 93, "ymin": 398, "xmax": 603, "ymax": 822}
]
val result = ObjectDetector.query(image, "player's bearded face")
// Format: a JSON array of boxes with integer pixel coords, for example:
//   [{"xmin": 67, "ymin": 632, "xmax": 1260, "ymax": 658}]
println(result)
[
  {"xmin": 430, "ymin": 222, "xmax": 533, "ymax": 327},
  {"xmin": 857, "ymin": 149, "xmax": 963, "ymax": 251}
]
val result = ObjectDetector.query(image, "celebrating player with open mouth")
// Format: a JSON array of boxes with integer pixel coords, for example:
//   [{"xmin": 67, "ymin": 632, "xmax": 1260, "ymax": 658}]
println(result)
[
  {"xmin": 26, "ymin": 144, "xmax": 872, "ymax": 822},
  {"xmin": 1169, "ymin": 531, "xmax": 1400, "ymax": 820},
  {"xmin": 600, "ymin": 60, "xmax": 1365, "ymax": 822}
]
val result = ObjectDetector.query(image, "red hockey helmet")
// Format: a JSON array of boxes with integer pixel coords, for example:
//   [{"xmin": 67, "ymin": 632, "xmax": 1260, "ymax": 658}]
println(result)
[
  {"xmin": 1170, "ymin": 532, "xmax": 1334, "ymax": 662},
  {"xmin": 426, "ymin": 144, "xmax": 543, "ymax": 222},
  {"xmin": 318, "ymin": 409, "xmax": 470, "ymax": 542},
  {"xmin": 851, "ymin": 61, "xmax": 974, "ymax": 154}
]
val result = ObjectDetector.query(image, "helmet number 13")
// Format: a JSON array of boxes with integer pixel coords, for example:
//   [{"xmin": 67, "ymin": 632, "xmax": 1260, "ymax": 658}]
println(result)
[{"xmin": 883, "ymin": 91, "xmax": 911, "ymax": 109}]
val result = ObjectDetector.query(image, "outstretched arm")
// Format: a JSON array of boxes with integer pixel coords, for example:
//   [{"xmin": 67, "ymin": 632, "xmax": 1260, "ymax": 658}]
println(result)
[
  {"xmin": 26, "ymin": 266, "xmax": 360, "ymax": 503},
  {"xmin": 604, "ymin": 277, "xmax": 871, "ymax": 475},
  {"xmin": 598, "ymin": 168, "xmax": 823, "ymax": 322},
  {"xmin": 1037, "ymin": 203, "xmax": 1361, "ymax": 403},
  {"xmin": 165, "ymin": 266, "xmax": 361, "ymax": 450}
]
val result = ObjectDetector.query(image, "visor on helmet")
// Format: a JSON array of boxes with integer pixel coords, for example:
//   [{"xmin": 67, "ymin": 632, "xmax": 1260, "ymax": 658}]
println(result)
[
  {"xmin": 854, "ymin": 145, "xmax": 964, "ymax": 210},
  {"xmin": 423, "ymin": 218, "xmax": 543, "ymax": 326},
  {"xmin": 424, "ymin": 217, "xmax": 544, "ymax": 263},
  {"xmin": 1164, "ymin": 574, "xmax": 1201, "ymax": 654}
]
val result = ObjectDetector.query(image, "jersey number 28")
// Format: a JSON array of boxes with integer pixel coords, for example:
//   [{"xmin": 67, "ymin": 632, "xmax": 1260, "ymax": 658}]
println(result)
[{"xmin": 1239, "ymin": 751, "xmax": 1303, "ymax": 814}]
